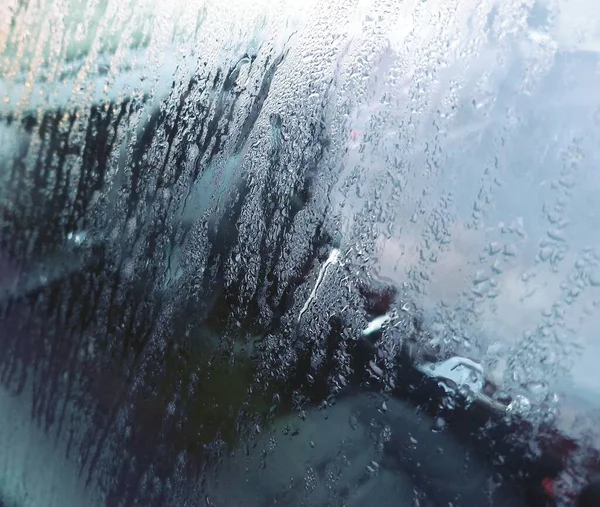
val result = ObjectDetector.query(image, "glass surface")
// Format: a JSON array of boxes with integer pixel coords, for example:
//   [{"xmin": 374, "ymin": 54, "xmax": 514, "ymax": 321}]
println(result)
[{"xmin": 1, "ymin": 0, "xmax": 599, "ymax": 505}]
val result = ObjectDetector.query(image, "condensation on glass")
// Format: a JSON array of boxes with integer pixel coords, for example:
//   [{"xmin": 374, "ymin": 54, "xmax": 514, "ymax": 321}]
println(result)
[{"xmin": 0, "ymin": 0, "xmax": 599, "ymax": 505}]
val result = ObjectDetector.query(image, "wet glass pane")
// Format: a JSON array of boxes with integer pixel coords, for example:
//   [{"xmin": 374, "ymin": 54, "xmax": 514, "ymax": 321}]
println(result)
[{"xmin": 1, "ymin": 0, "xmax": 599, "ymax": 506}]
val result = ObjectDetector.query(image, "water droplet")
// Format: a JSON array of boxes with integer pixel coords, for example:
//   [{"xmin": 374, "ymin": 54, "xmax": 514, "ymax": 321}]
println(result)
[
  {"xmin": 473, "ymin": 270, "xmax": 489, "ymax": 285},
  {"xmin": 547, "ymin": 229, "xmax": 566, "ymax": 242},
  {"xmin": 503, "ymin": 244, "xmax": 518, "ymax": 257},
  {"xmin": 431, "ymin": 417, "xmax": 447, "ymax": 433},
  {"xmin": 491, "ymin": 257, "xmax": 503, "ymax": 274},
  {"xmin": 366, "ymin": 461, "xmax": 379, "ymax": 475},
  {"xmin": 488, "ymin": 242, "xmax": 501, "ymax": 255},
  {"xmin": 369, "ymin": 361, "xmax": 383, "ymax": 377},
  {"xmin": 507, "ymin": 395, "xmax": 531, "ymax": 416},
  {"xmin": 589, "ymin": 270, "xmax": 600, "ymax": 287}
]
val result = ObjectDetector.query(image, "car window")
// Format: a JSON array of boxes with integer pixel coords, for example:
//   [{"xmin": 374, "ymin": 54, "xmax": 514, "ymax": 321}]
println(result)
[{"xmin": 1, "ymin": 1, "xmax": 599, "ymax": 505}]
